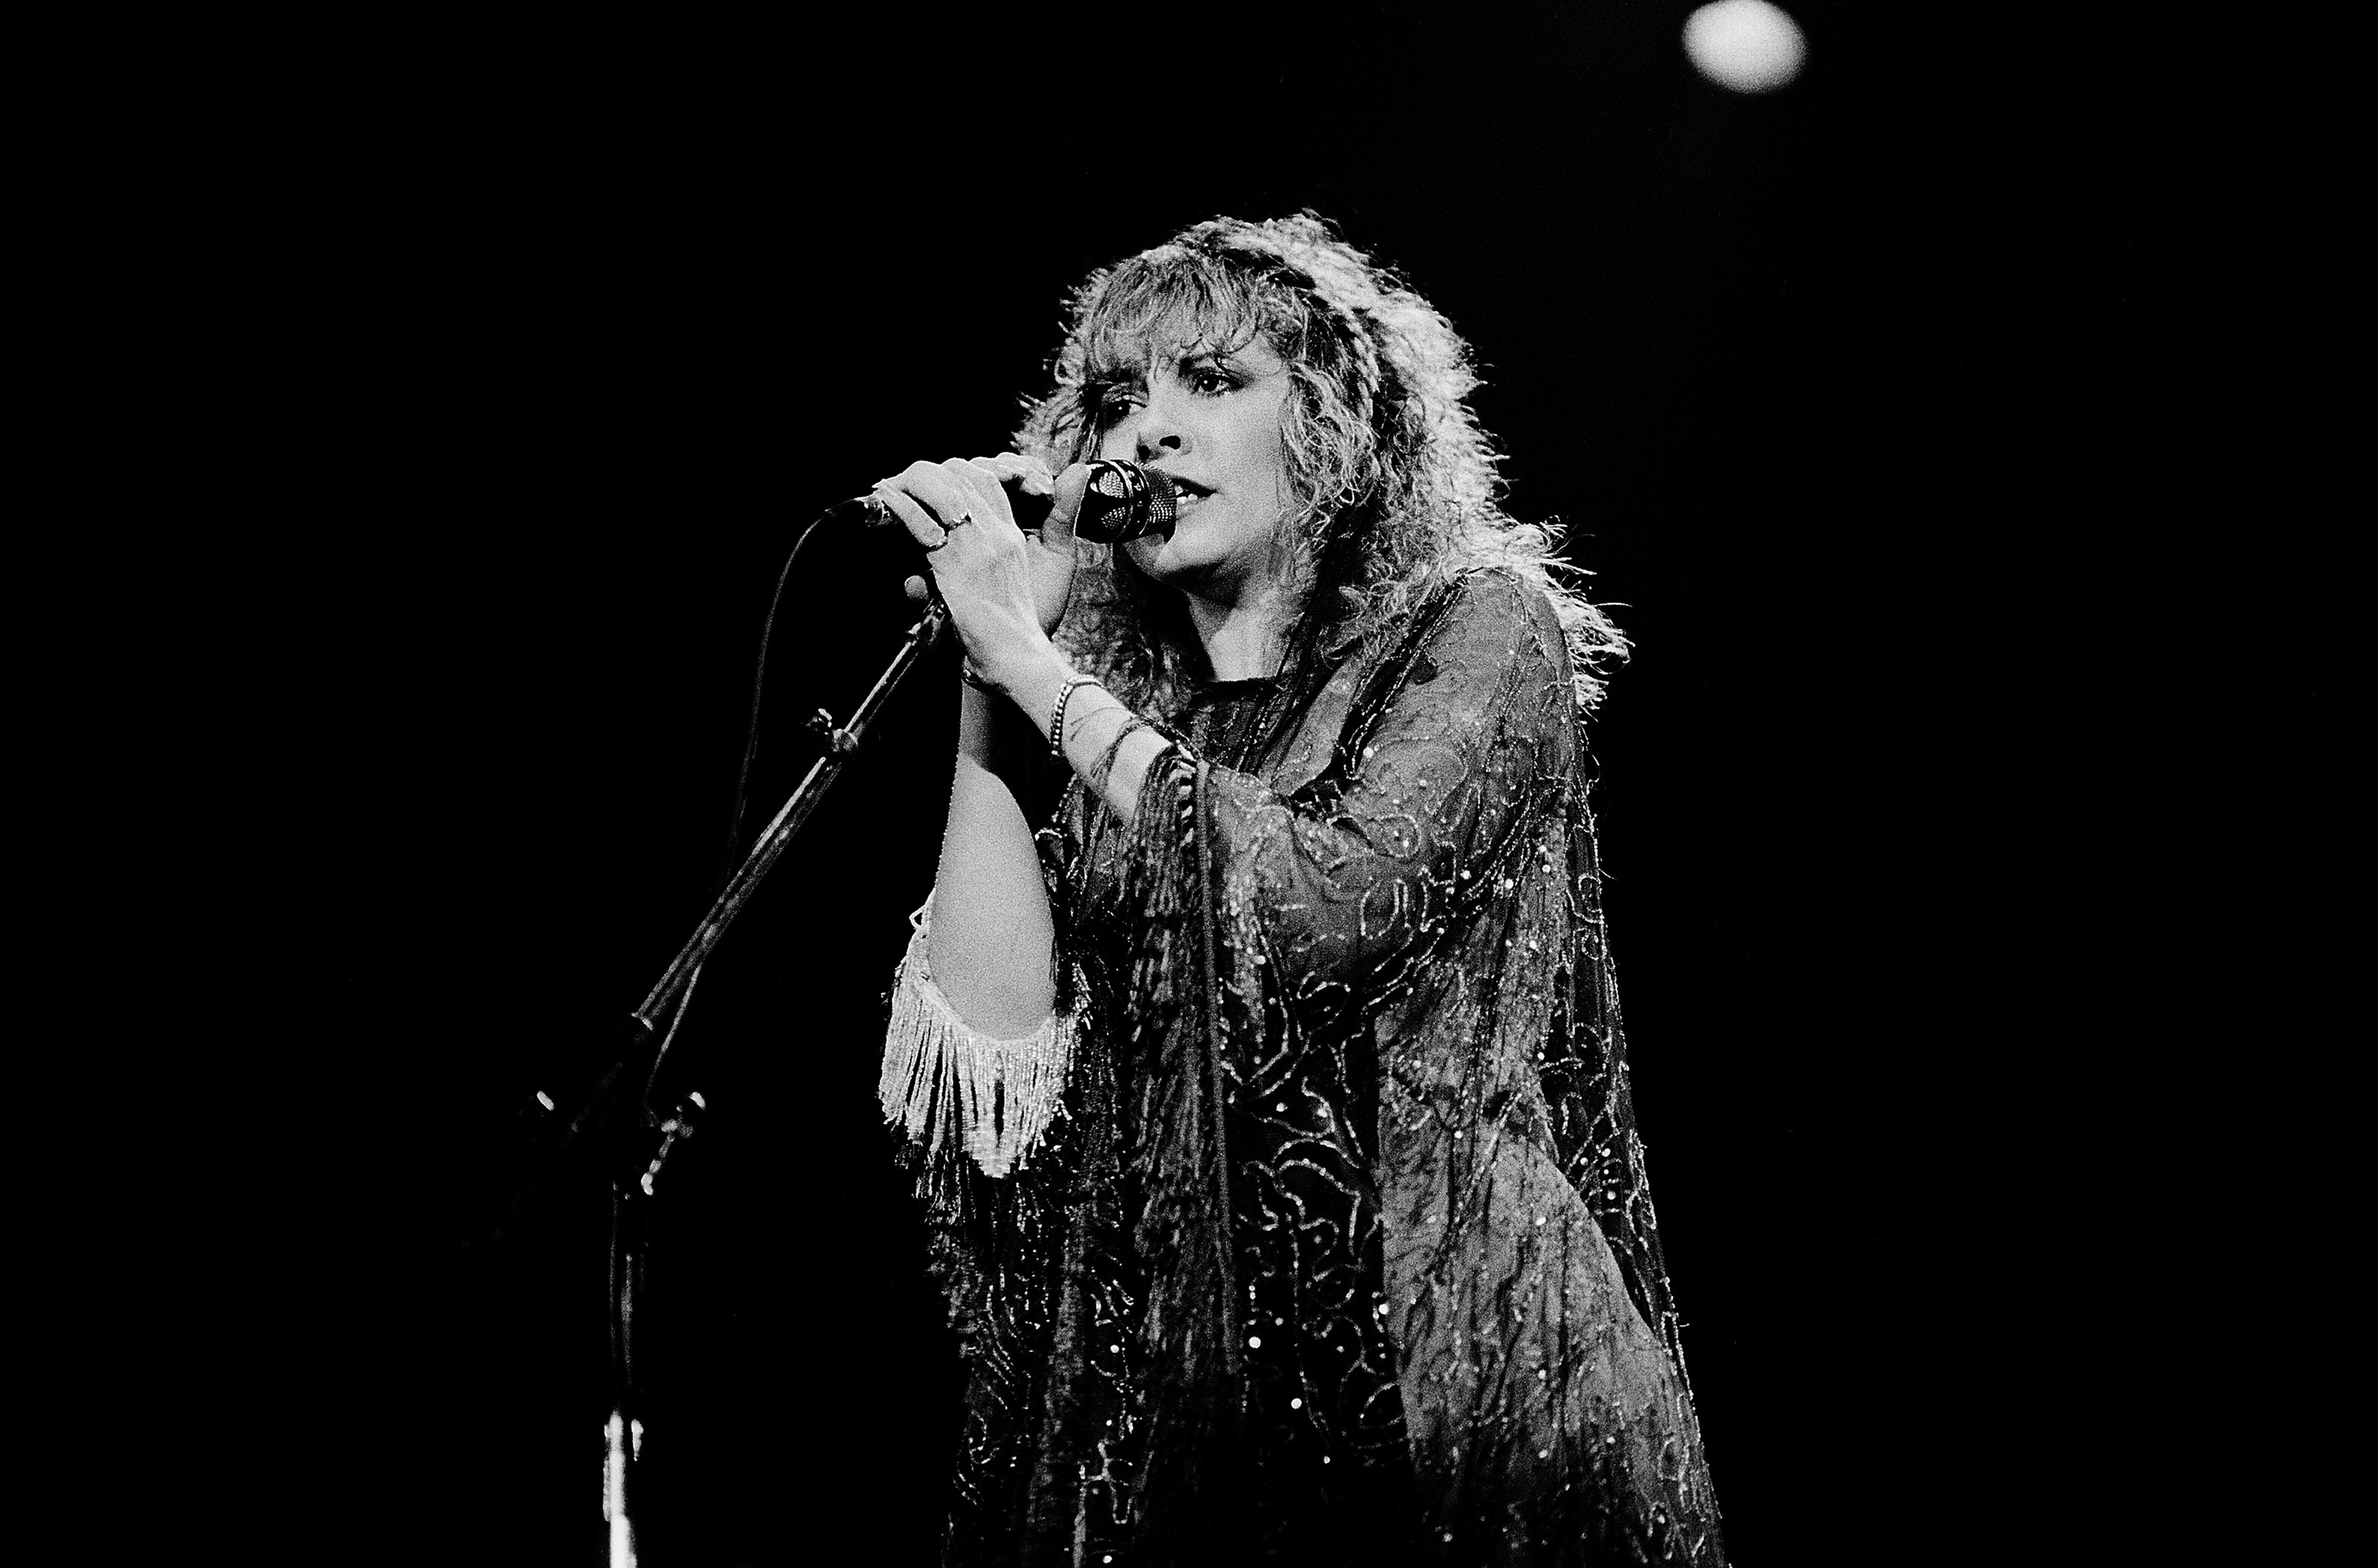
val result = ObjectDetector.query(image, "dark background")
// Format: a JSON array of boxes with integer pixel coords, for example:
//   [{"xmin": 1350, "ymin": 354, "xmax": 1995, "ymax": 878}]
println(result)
[{"xmin": 249, "ymin": 6, "xmax": 2109, "ymax": 1563}]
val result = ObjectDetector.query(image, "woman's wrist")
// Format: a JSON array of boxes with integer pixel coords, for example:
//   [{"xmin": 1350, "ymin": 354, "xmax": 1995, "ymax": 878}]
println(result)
[
  {"xmin": 976, "ymin": 650, "xmax": 1168, "ymax": 811},
  {"xmin": 956, "ymin": 672, "xmax": 1000, "ymax": 760},
  {"xmin": 990, "ymin": 646, "xmax": 1079, "ymax": 741},
  {"xmin": 1056, "ymin": 684, "xmax": 1172, "ymax": 821}
]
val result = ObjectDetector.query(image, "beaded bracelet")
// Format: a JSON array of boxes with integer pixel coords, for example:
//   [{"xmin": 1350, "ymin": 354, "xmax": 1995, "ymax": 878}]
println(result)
[
  {"xmin": 1047, "ymin": 674, "xmax": 1096, "ymax": 757},
  {"xmin": 1047, "ymin": 674, "xmax": 1098, "ymax": 760}
]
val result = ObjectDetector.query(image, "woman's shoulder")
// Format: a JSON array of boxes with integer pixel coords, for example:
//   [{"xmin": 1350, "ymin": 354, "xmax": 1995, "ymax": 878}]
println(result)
[
  {"xmin": 1328, "ymin": 567, "xmax": 1575, "ymax": 731},
  {"xmin": 1425, "ymin": 567, "xmax": 1573, "ymax": 676}
]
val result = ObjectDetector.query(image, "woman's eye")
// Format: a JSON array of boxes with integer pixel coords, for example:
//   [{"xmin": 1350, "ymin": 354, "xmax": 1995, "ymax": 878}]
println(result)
[
  {"xmin": 1192, "ymin": 370, "xmax": 1237, "ymax": 395},
  {"xmin": 1092, "ymin": 389, "xmax": 1145, "ymax": 426}
]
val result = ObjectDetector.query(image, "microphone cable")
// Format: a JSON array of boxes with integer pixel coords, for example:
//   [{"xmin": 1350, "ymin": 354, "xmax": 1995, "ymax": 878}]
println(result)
[{"xmin": 642, "ymin": 498, "xmax": 852, "ymax": 1112}]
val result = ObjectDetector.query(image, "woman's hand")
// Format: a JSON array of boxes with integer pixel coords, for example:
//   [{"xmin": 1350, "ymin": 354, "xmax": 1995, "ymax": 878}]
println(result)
[{"xmin": 876, "ymin": 455, "xmax": 1090, "ymax": 691}]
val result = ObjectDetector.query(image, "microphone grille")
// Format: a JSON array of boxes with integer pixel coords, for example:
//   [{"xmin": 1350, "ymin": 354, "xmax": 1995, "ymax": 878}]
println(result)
[{"xmin": 1076, "ymin": 460, "xmax": 1178, "ymax": 543}]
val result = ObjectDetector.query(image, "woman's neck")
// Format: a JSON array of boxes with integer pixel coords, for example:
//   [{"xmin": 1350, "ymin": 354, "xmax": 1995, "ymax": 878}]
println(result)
[{"xmin": 1186, "ymin": 586, "xmax": 1292, "ymax": 681}]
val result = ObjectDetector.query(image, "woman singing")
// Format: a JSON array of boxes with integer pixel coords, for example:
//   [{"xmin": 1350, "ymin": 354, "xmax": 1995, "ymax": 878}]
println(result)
[{"xmin": 870, "ymin": 214, "xmax": 1725, "ymax": 1565}]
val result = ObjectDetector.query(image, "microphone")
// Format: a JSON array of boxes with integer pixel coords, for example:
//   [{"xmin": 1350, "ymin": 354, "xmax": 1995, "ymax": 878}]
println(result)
[{"xmin": 860, "ymin": 459, "xmax": 1180, "ymax": 544}]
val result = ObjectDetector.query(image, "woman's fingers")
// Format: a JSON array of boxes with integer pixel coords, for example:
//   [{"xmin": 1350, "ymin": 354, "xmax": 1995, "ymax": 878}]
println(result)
[
  {"xmin": 890, "ymin": 454, "xmax": 1064, "ymax": 547},
  {"xmin": 943, "ymin": 457, "xmax": 1015, "ymax": 528},
  {"xmin": 887, "ymin": 457, "xmax": 1019, "ymax": 537},
  {"xmin": 970, "ymin": 452, "xmax": 1054, "ymax": 497},
  {"xmin": 883, "ymin": 459, "xmax": 967, "ymax": 533},
  {"xmin": 871, "ymin": 480, "xmax": 947, "ymax": 549},
  {"xmin": 1042, "ymin": 462, "xmax": 1092, "ymax": 548}
]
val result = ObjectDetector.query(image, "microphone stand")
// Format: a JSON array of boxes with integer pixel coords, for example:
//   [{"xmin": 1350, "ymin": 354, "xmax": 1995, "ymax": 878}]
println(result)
[{"xmin": 492, "ymin": 598, "xmax": 949, "ymax": 1565}]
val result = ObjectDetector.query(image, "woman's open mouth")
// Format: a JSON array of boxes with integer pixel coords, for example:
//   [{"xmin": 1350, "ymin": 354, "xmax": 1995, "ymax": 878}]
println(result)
[{"xmin": 1162, "ymin": 475, "xmax": 1212, "ymax": 514}]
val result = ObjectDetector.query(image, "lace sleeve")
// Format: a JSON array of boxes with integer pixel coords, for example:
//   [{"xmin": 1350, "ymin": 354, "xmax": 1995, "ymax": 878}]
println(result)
[
  {"xmin": 878, "ymin": 902, "xmax": 1079, "ymax": 1178},
  {"xmin": 1199, "ymin": 572, "xmax": 1572, "ymax": 1009}
]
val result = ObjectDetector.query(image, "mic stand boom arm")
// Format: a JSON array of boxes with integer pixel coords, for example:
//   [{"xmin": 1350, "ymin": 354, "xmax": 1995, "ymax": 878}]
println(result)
[{"xmin": 493, "ymin": 598, "xmax": 949, "ymax": 1245}]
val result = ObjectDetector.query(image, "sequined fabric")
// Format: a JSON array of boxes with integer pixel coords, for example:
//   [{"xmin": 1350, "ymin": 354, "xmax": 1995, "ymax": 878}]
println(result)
[{"xmin": 901, "ymin": 571, "xmax": 1725, "ymax": 1565}]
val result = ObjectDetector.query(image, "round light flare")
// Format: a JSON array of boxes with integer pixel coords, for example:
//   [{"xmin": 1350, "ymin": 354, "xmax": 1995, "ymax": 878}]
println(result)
[{"xmin": 1683, "ymin": 0, "xmax": 1807, "ymax": 94}]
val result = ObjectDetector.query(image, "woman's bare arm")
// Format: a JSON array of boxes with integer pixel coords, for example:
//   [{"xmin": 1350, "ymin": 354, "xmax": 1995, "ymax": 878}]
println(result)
[
  {"xmin": 923, "ymin": 681, "xmax": 1060, "ymax": 1036},
  {"xmin": 924, "ymin": 656, "xmax": 1172, "ymax": 1035},
  {"xmin": 878, "ymin": 456, "xmax": 1174, "ymax": 1036}
]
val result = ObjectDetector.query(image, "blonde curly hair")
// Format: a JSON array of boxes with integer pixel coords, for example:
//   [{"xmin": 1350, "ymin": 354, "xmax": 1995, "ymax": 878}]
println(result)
[{"xmin": 1016, "ymin": 213, "xmax": 1626, "ymax": 714}]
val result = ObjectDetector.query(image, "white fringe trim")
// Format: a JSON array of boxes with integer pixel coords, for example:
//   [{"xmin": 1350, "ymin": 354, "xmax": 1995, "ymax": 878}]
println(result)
[{"xmin": 878, "ymin": 902, "xmax": 1076, "ymax": 1178}]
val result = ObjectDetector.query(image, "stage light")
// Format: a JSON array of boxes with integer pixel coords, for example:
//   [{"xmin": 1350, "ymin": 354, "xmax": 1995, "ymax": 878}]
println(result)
[{"xmin": 1683, "ymin": 0, "xmax": 1807, "ymax": 93}]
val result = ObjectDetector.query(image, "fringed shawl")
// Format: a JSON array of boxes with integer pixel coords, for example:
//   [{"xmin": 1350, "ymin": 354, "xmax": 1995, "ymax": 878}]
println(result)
[{"xmin": 888, "ymin": 571, "xmax": 1726, "ymax": 1566}]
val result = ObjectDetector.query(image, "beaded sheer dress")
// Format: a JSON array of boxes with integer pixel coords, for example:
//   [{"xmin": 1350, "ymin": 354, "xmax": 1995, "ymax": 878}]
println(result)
[{"xmin": 879, "ymin": 570, "xmax": 1725, "ymax": 1566}]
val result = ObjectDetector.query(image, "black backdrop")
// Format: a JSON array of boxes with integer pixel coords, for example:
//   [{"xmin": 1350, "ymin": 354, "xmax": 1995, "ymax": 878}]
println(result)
[{"xmin": 282, "ymin": 7, "xmax": 2053, "ymax": 1563}]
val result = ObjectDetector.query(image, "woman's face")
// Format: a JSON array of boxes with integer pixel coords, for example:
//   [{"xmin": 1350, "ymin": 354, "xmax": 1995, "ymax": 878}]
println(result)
[{"xmin": 1092, "ymin": 328, "xmax": 1299, "ymax": 603}]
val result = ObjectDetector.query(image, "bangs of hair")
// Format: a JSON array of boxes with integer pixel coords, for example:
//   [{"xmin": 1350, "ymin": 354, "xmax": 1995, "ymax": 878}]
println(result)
[{"xmin": 1076, "ymin": 249, "xmax": 1273, "ymax": 380}]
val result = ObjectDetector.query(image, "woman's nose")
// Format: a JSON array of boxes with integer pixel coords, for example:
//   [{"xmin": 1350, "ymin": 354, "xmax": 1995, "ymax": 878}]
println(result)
[{"xmin": 1133, "ymin": 389, "xmax": 1188, "ymax": 461}]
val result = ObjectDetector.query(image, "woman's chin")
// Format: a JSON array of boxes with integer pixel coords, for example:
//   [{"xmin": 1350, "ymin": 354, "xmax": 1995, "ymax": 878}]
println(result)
[
  {"xmin": 1135, "ymin": 505, "xmax": 1229, "ymax": 573},
  {"xmin": 1129, "ymin": 533, "xmax": 1203, "ymax": 585},
  {"xmin": 1128, "ymin": 514, "xmax": 1283, "ymax": 600}
]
